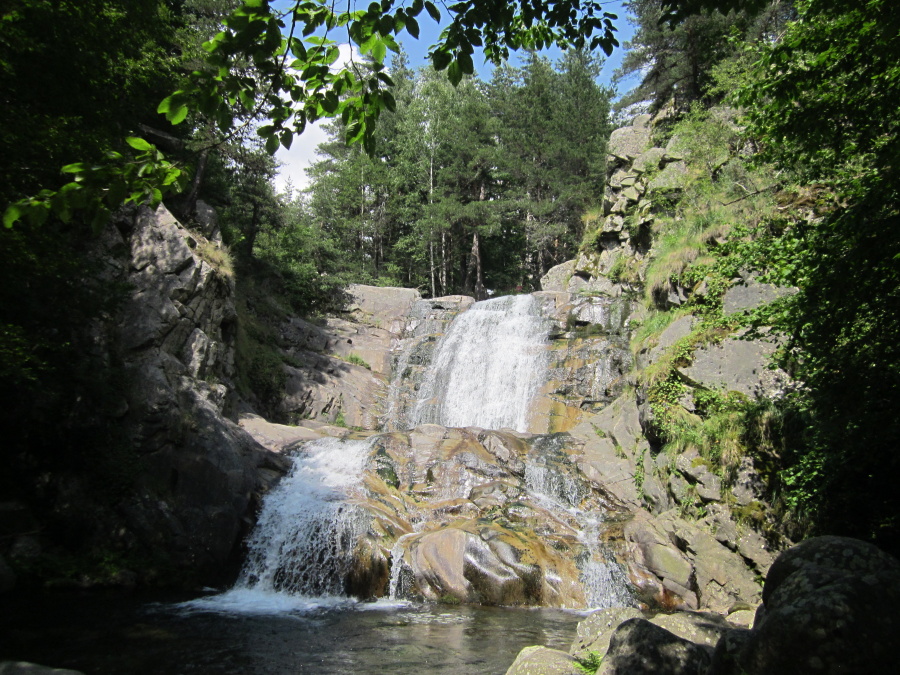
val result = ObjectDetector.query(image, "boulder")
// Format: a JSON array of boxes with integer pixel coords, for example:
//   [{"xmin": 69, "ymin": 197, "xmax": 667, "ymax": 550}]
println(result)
[
  {"xmin": 345, "ymin": 283, "xmax": 420, "ymax": 334},
  {"xmin": 570, "ymin": 607, "xmax": 644, "ymax": 659},
  {"xmin": 600, "ymin": 618, "xmax": 711, "ymax": 675},
  {"xmin": 608, "ymin": 126, "xmax": 653, "ymax": 162},
  {"xmin": 540, "ymin": 260, "xmax": 577, "ymax": 292},
  {"xmin": 506, "ymin": 646, "xmax": 582, "ymax": 675},
  {"xmin": 712, "ymin": 537, "xmax": 900, "ymax": 675}
]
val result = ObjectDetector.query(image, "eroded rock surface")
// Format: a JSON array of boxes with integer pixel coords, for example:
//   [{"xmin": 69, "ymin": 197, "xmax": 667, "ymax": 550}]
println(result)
[{"xmin": 347, "ymin": 425, "xmax": 633, "ymax": 608}]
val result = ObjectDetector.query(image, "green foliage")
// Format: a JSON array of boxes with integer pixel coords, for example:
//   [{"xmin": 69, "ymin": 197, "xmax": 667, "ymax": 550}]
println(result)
[
  {"xmin": 344, "ymin": 354, "xmax": 371, "ymax": 370},
  {"xmin": 234, "ymin": 291, "xmax": 286, "ymax": 412},
  {"xmin": 726, "ymin": 0, "xmax": 900, "ymax": 551},
  {"xmin": 616, "ymin": 0, "xmax": 788, "ymax": 112},
  {"xmin": 576, "ymin": 651, "xmax": 604, "ymax": 674}
]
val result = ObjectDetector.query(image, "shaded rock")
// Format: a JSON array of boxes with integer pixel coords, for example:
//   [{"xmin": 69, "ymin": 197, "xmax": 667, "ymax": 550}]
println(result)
[
  {"xmin": 540, "ymin": 260, "xmax": 577, "ymax": 292},
  {"xmin": 279, "ymin": 350, "xmax": 387, "ymax": 429},
  {"xmin": 716, "ymin": 537, "xmax": 900, "ymax": 675},
  {"xmin": 103, "ymin": 205, "xmax": 290, "ymax": 579},
  {"xmin": 762, "ymin": 535, "xmax": 900, "ymax": 605},
  {"xmin": 600, "ymin": 618, "xmax": 711, "ymax": 675},
  {"xmin": 570, "ymin": 607, "xmax": 644, "ymax": 659},
  {"xmin": 723, "ymin": 280, "xmax": 796, "ymax": 316},
  {"xmin": 506, "ymin": 646, "xmax": 582, "ymax": 675},
  {"xmin": 0, "ymin": 555, "xmax": 15, "ymax": 592}
]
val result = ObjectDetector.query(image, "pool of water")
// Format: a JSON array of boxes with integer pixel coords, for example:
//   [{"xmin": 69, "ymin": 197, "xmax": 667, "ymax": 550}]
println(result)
[{"xmin": 0, "ymin": 590, "xmax": 583, "ymax": 674}]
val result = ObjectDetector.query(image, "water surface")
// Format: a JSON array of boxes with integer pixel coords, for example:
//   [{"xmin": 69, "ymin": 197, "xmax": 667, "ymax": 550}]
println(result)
[{"xmin": 1, "ymin": 591, "xmax": 582, "ymax": 674}]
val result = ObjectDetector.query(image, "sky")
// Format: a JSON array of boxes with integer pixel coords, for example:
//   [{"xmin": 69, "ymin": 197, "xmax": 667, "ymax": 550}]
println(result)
[{"xmin": 271, "ymin": 1, "xmax": 637, "ymax": 193}]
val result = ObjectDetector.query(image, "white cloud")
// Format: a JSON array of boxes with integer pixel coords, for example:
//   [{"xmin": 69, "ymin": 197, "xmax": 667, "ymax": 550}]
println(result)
[{"xmin": 274, "ymin": 43, "xmax": 362, "ymax": 194}]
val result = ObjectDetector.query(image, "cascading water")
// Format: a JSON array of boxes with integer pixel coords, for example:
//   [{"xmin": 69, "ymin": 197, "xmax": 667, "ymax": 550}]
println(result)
[
  {"xmin": 186, "ymin": 437, "xmax": 374, "ymax": 612},
  {"xmin": 193, "ymin": 292, "xmax": 632, "ymax": 615},
  {"xmin": 525, "ymin": 437, "xmax": 634, "ymax": 609},
  {"xmin": 411, "ymin": 294, "xmax": 549, "ymax": 432}
]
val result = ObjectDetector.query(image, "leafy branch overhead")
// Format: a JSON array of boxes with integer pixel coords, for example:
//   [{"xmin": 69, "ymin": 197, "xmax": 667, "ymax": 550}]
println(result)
[
  {"xmin": 4, "ymin": 0, "xmax": 618, "ymax": 230},
  {"xmin": 160, "ymin": 0, "xmax": 620, "ymax": 153}
]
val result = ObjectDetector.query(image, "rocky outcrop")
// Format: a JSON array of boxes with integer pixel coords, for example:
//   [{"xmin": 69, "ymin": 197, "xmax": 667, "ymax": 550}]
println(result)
[
  {"xmin": 343, "ymin": 425, "xmax": 633, "ymax": 608},
  {"xmin": 110, "ymin": 206, "xmax": 291, "ymax": 579},
  {"xmin": 276, "ymin": 285, "xmax": 423, "ymax": 430},
  {"xmin": 509, "ymin": 536, "xmax": 899, "ymax": 675}
]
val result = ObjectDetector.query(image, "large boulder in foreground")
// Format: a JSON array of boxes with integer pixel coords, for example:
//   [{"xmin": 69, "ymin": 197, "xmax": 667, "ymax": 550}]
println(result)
[{"xmin": 711, "ymin": 536, "xmax": 900, "ymax": 675}]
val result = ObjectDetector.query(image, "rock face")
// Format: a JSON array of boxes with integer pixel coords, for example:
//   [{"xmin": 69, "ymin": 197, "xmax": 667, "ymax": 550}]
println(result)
[
  {"xmin": 276, "ymin": 285, "xmax": 423, "ymax": 430},
  {"xmin": 87, "ymin": 206, "xmax": 289, "ymax": 581},
  {"xmin": 352, "ymin": 425, "xmax": 633, "ymax": 608}
]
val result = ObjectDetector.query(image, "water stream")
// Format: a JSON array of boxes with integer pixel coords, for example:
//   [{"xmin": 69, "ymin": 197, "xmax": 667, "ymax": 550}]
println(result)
[{"xmin": 77, "ymin": 293, "xmax": 635, "ymax": 672}]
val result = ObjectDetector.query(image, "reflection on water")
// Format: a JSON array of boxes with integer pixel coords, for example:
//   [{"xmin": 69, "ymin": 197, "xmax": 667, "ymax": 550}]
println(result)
[{"xmin": 1, "ymin": 591, "xmax": 582, "ymax": 674}]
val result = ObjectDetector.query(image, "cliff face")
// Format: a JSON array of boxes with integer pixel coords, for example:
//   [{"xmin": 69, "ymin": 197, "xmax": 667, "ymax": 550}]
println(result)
[{"xmin": 0, "ymin": 205, "xmax": 289, "ymax": 588}]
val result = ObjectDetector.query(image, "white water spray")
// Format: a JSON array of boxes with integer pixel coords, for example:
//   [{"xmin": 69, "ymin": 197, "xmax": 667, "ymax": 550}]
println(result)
[{"xmin": 412, "ymin": 294, "xmax": 549, "ymax": 432}]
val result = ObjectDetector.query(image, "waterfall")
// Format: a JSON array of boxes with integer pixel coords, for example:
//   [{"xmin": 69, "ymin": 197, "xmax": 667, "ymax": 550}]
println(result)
[
  {"xmin": 411, "ymin": 294, "xmax": 549, "ymax": 432},
  {"xmin": 525, "ymin": 437, "xmax": 634, "ymax": 609},
  {"xmin": 236, "ymin": 438, "xmax": 372, "ymax": 599}
]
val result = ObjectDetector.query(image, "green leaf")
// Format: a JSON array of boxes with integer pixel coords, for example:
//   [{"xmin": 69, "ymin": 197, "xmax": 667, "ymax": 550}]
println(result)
[
  {"xmin": 126, "ymin": 137, "xmax": 153, "ymax": 152},
  {"xmin": 458, "ymin": 51, "xmax": 474, "ymax": 75},
  {"xmin": 432, "ymin": 49, "xmax": 451, "ymax": 71},
  {"xmin": 447, "ymin": 60, "xmax": 462, "ymax": 86},
  {"xmin": 3, "ymin": 204, "xmax": 21, "ymax": 228},
  {"xmin": 61, "ymin": 163, "xmax": 86, "ymax": 174},
  {"xmin": 405, "ymin": 15, "xmax": 420, "ymax": 39},
  {"xmin": 168, "ymin": 104, "xmax": 189, "ymax": 125},
  {"xmin": 425, "ymin": 1, "xmax": 440, "ymax": 22},
  {"xmin": 280, "ymin": 131, "xmax": 293, "ymax": 150},
  {"xmin": 265, "ymin": 134, "xmax": 280, "ymax": 155},
  {"xmin": 371, "ymin": 38, "xmax": 387, "ymax": 63}
]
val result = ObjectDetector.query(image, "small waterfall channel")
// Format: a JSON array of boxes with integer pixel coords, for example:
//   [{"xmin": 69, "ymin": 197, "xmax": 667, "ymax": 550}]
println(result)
[{"xmin": 192, "ymin": 292, "xmax": 632, "ymax": 617}]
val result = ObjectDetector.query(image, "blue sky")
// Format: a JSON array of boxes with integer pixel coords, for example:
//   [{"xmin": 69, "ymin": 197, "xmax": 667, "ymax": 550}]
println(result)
[{"xmin": 271, "ymin": 1, "xmax": 637, "ymax": 192}]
